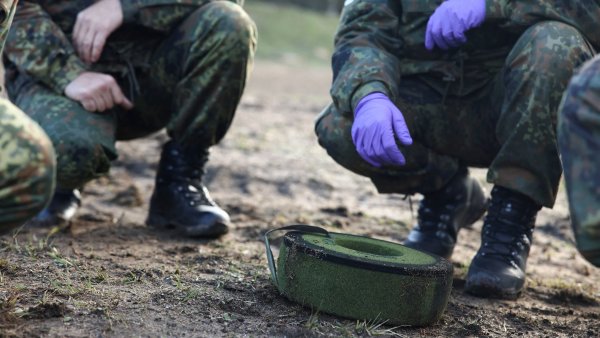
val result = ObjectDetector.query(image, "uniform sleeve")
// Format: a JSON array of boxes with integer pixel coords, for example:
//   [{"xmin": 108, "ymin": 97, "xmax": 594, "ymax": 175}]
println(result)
[
  {"xmin": 330, "ymin": 0, "xmax": 404, "ymax": 116},
  {"xmin": 484, "ymin": 0, "xmax": 600, "ymax": 47},
  {"xmin": 121, "ymin": 0, "xmax": 243, "ymax": 29},
  {"xmin": 4, "ymin": 1, "xmax": 87, "ymax": 94}
]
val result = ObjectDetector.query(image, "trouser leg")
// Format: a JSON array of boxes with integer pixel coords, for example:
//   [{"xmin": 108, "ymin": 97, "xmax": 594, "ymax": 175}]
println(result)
[
  {"xmin": 7, "ymin": 77, "xmax": 117, "ymax": 190},
  {"xmin": 489, "ymin": 21, "xmax": 594, "ymax": 207},
  {"xmin": 118, "ymin": 2, "xmax": 257, "ymax": 157},
  {"xmin": 464, "ymin": 23, "xmax": 595, "ymax": 298},
  {"xmin": 0, "ymin": 99, "xmax": 55, "ymax": 233},
  {"xmin": 558, "ymin": 55, "xmax": 600, "ymax": 265}
]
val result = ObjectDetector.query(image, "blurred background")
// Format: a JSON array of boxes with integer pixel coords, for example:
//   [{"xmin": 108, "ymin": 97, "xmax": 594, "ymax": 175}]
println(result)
[{"xmin": 245, "ymin": 0, "xmax": 341, "ymax": 65}]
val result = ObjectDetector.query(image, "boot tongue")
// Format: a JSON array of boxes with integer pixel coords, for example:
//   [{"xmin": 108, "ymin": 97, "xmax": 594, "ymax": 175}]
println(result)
[
  {"xmin": 179, "ymin": 142, "xmax": 209, "ymax": 167},
  {"xmin": 480, "ymin": 186, "xmax": 540, "ymax": 265},
  {"xmin": 484, "ymin": 223, "xmax": 532, "ymax": 255},
  {"xmin": 182, "ymin": 148, "xmax": 209, "ymax": 182}
]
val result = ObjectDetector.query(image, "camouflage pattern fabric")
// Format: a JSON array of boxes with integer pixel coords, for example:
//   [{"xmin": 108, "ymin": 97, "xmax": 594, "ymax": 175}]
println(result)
[
  {"xmin": 558, "ymin": 55, "xmax": 600, "ymax": 267},
  {"xmin": 0, "ymin": 0, "xmax": 56, "ymax": 234},
  {"xmin": 4, "ymin": 1, "xmax": 256, "ymax": 190},
  {"xmin": 0, "ymin": 100, "xmax": 56, "ymax": 234},
  {"xmin": 0, "ymin": 0, "xmax": 16, "ymax": 51},
  {"xmin": 317, "ymin": 0, "xmax": 596, "ymax": 207}
]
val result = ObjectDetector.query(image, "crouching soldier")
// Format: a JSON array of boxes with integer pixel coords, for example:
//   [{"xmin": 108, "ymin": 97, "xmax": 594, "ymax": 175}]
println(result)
[
  {"xmin": 558, "ymin": 55, "xmax": 600, "ymax": 268},
  {"xmin": 4, "ymin": 0, "xmax": 257, "ymax": 237},
  {"xmin": 316, "ymin": 0, "xmax": 598, "ymax": 299},
  {"xmin": 0, "ymin": 0, "xmax": 55, "ymax": 234}
]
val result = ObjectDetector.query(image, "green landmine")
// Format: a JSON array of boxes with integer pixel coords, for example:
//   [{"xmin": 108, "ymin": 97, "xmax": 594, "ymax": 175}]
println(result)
[{"xmin": 276, "ymin": 231, "xmax": 453, "ymax": 326}]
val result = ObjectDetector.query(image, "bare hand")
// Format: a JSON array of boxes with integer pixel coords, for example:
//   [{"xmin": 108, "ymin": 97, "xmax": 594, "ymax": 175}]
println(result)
[
  {"xmin": 65, "ymin": 72, "xmax": 134, "ymax": 112},
  {"xmin": 73, "ymin": 0, "xmax": 124, "ymax": 63}
]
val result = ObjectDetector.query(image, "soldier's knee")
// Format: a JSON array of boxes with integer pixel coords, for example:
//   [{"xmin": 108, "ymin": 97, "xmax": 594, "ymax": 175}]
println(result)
[
  {"xmin": 0, "ymin": 105, "xmax": 56, "ymax": 233},
  {"xmin": 515, "ymin": 21, "xmax": 593, "ymax": 76},
  {"xmin": 55, "ymin": 136, "xmax": 110, "ymax": 189},
  {"xmin": 314, "ymin": 104, "xmax": 373, "ymax": 176},
  {"xmin": 190, "ymin": 2, "xmax": 257, "ymax": 53},
  {"xmin": 26, "ymin": 129, "xmax": 56, "ymax": 217},
  {"xmin": 560, "ymin": 56, "xmax": 600, "ymax": 121},
  {"xmin": 315, "ymin": 104, "xmax": 351, "ymax": 153},
  {"xmin": 567, "ymin": 56, "xmax": 600, "ymax": 98}
]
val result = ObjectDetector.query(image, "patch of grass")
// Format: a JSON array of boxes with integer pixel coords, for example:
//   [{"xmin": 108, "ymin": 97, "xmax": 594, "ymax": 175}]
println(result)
[
  {"xmin": 182, "ymin": 288, "xmax": 202, "ymax": 302},
  {"xmin": 49, "ymin": 277, "xmax": 80, "ymax": 298},
  {"xmin": 452, "ymin": 261, "xmax": 470, "ymax": 280},
  {"xmin": 245, "ymin": 1, "xmax": 339, "ymax": 65},
  {"xmin": 13, "ymin": 284, "xmax": 26, "ymax": 292},
  {"xmin": 354, "ymin": 316, "xmax": 404, "ymax": 337},
  {"xmin": 222, "ymin": 312, "xmax": 234, "ymax": 322},
  {"xmin": 169, "ymin": 269, "xmax": 203, "ymax": 303},
  {"xmin": 0, "ymin": 293, "xmax": 20, "ymax": 328},
  {"xmin": 91, "ymin": 268, "xmax": 108, "ymax": 285},
  {"xmin": 122, "ymin": 270, "xmax": 143, "ymax": 285},
  {"xmin": 543, "ymin": 279, "xmax": 598, "ymax": 305},
  {"xmin": 12, "ymin": 234, "xmax": 48, "ymax": 258},
  {"xmin": 0, "ymin": 259, "xmax": 16, "ymax": 276},
  {"xmin": 529, "ymin": 278, "xmax": 599, "ymax": 306},
  {"xmin": 304, "ymin": 310, "xmax": 321, "ymax": 331},
  {"xmin": 48, "ymin": 247, "xmax": 75, "ymax": 268},
  {"xmin": 301, "ymin": 312, "xmax": 406, "ymax": 337}
]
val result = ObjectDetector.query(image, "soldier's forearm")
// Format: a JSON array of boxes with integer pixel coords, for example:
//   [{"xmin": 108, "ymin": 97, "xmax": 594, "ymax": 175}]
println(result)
[
  {"xmin": 330, "ymin": 0, "xmax": 403, "ymax": 115},
  {"xmin": 6, "ymin": 1, "xmax": 88, "ymax": 94}
]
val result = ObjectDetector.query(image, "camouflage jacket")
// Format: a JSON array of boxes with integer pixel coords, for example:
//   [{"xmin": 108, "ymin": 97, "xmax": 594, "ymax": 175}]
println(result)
[
  {"xmin": 0, "ymin": 0, "xmax": 17, "ymax": 53},
  {"xmin": 3, "ymin": 0, "xmax": 243, "ymax": 94},
  {"xmin": 332, "ymin": 0, "xmax": 600, "ymax": 115}
]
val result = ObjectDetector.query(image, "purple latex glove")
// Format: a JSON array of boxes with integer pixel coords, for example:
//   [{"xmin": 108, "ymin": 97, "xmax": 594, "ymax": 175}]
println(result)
[
  {"xmin": 352, "ymin": 92, "xmax": 413, "ymax": 168},
  {"xmin": 425, "ymin": 0, "xmax": 486, "ymax": 51}
]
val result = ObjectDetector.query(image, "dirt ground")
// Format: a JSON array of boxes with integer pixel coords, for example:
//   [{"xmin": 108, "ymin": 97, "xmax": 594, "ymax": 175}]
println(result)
[{"xmin": 1, "ymin": 60, "xmax": 599, "ymax": 337}]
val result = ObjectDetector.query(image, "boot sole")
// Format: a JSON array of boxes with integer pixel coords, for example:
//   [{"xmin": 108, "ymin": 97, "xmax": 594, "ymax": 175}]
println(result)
[
  {"xmin": 464, "ymin": 263, "xmax": 524, "ymax": 300},
  {"xmin": 146, "ymin": 212, "xmax": 229, "ymax": 238},
  {"xmin": 464, "ymin": 282, "xmax": 521, "ymax": 300}
]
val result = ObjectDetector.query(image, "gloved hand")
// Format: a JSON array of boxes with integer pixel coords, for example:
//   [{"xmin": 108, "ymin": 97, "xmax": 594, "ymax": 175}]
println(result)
[
  {"xmin": 425, "ymin": 0, "xmax": 486, "ymax": 51},
  {"xmin": 352, "ymin": 92, "xmax": 412, "ymax": 167}
]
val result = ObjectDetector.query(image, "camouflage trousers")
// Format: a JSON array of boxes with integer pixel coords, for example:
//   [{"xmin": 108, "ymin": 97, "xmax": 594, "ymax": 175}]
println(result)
[
  {"xmin": 0, "ymin": 98, "xmax": 55, "ymax": 234},
  {"xmin": 7, "ymin": 2, "xmax": 256, "ymax": 190},
  {"xmin": 316, "ymin": 21, "xmax": 594, "ymax": 208},
  {"xmin": 558, "ymin": 55, "xmax": 600, "ymax": 267}
]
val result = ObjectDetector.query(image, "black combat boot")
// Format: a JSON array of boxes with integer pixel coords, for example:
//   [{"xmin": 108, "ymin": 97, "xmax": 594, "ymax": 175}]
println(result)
[
  {"xmin": 465, "ymin": 186, "xmax": 541, "ymax": 299},
  {"xmin": 146, "ymin": 141, "xmax": 230, "ymax": 238},
  {"xmin": 33, "ymin": 189, "xmax": 82, "ymax": 226},
  {"xmin": 404, "ymin": 167, "xmax": 488, "ymax": 258}
]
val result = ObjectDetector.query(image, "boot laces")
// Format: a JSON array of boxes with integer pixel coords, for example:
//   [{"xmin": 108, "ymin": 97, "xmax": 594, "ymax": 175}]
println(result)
[
  {"xmin": 478, "ymin": 191, "xmax": 537, "ymax": 268},
  {"xmin": 417, "ymin": 200, "xmax": 456, "ymax": 235},
  {"xmin": 175, "ymin": 183, "xmax": 215, "ymax": 207},
  {"xmin": 160, "ymin": 144, "xmax": 215, "ymax": 207},
  {"xmin": 416, "ymin": 181, "xmax": 467, "ymax": 237},
  {"xmin": 479, "ymin": 222, "xmax": 532, "ymax": 268}
]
